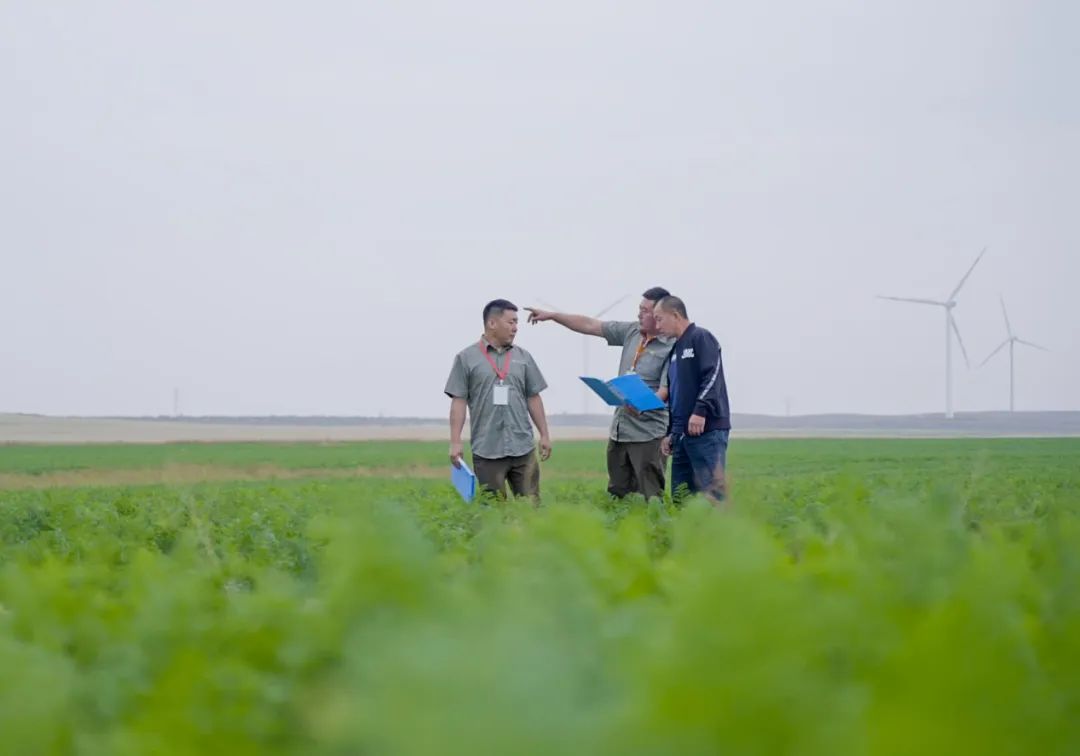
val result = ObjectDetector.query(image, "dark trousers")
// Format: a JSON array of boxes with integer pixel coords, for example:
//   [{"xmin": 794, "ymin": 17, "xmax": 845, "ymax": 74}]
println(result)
[
  {"xmin": 671, "ymin": 429, "xmax": 729, "ymax": 503},
  {"xmin": 606, "ymin": 438, "xmax": 666, "ymax": 500},
  {"xmin": 473, "ymin": 451, "xmax": 540, "ymax": 499}
]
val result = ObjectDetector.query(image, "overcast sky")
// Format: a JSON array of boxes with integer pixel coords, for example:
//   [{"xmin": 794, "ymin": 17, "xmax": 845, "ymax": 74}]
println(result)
[{"xmin": 2, "ymin": 1, "xmax": 1077, "ymax": 418}]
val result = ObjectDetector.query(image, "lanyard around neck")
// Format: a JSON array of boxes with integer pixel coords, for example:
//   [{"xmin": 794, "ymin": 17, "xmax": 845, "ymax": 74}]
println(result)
[
  {"xmin": 479, "ymin": 340, "xmax": 512, "ymax": 381},
  {"xmin": 631, "ymin": 335, "xmax": 654, "ymax": 371}
]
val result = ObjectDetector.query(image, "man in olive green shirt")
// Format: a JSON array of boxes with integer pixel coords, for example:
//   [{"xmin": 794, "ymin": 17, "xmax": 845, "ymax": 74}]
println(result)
[
  {"xmin": 445, "ymin": 299, "xmax": 552, "ymax": 499},
  {"xmin": 526, "ymin": 287, "xmax": 674, "ymax": 499}
]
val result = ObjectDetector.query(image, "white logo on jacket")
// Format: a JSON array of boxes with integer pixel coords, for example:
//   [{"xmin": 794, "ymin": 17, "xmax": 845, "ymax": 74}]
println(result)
[{"xmin": 681, "ymin": 348, "xmax": 695, "ymax": 359}]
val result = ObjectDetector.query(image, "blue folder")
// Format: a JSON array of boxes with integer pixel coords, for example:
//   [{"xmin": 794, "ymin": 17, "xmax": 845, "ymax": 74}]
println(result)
[
  {"xmin": 451, "ymin": 459, "xmax": 477, "ymax": 502},
  {"xmin": 580, "ymin": 373, "xmax": 666, "ymax": 412}
]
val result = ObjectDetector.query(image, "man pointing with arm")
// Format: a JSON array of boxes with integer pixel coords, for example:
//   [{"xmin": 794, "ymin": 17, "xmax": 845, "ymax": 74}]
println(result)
[{"xmin": 525, "ymin": 287, "xmax": 673, "ymax": 500}]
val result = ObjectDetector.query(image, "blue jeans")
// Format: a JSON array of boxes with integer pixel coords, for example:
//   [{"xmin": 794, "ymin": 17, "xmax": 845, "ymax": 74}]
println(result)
[{"xmin": 671, "ymin": 429, "xmax": 729, "ymax": 503}]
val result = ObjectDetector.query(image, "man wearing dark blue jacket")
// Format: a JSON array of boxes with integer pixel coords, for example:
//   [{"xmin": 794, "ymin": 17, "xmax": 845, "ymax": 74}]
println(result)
[{"xmin": 653, "ymin": 295, "xmax": 731, "ymax": 503}]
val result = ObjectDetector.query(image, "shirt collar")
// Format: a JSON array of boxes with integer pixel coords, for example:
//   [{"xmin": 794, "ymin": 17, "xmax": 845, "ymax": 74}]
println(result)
[
  {"xmin": 481, "ymin": 336, "xmax": 512, "ymax": 354},
  {"xmin": 677, "ymin": 323, "xmax": 697, "ymax": 344}
]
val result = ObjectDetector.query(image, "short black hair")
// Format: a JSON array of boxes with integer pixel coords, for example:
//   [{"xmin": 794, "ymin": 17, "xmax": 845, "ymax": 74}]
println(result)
[
  {"xmin": 642, "ymin": 286, "xmax": 671, "ymax": 302},
  {"xmin": 483, "ymin": 299, "xmax": 518, "ymax": 323},
  {"xmin": 655, "ymin": 295, "xmax": 688, "ymax": 319}
]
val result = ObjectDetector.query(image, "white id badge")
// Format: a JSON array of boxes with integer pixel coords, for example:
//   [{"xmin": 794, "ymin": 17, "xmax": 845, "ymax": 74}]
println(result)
[{"xmin": 492, "ymin": 384, "xmax": 510, "ymax": 406}]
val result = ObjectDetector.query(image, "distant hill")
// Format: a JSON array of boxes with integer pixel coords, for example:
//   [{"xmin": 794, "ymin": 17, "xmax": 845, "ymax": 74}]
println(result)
[
  {"xmin": 4, "ymin": 411, "xmax": 1079, "ymax": 443},
  {"xmin": 113, "ymin": 410, "xmax": 1080, "ymax": 434}
]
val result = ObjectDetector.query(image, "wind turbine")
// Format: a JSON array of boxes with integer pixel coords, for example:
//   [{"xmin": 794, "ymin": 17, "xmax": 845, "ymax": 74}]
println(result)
[
  {"xmin": 535, "ymin": 294, "xmax": 633, "ymax": 415},
  {"xmin": 878, "ymin": 247, "xmax": 986, "ymax": 419},
  {"xmin": 979, "ymin": 295, "xmax": 1049, "ymax": 412}
]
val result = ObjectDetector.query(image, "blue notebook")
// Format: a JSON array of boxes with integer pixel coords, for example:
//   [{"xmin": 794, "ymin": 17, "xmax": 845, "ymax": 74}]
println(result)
[
  {"xmin": 580, "ymin": 373, "xmax": 666, "ymax": 412},
  {"xmin": 451, "ymin": 459, "xmax": 477, "ymax": 502}
]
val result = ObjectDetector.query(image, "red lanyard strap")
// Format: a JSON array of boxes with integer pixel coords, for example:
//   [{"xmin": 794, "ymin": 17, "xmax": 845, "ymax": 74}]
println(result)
[{"xmin": 478, "ymin": 340, "xmax": 512, "ymax": 381}]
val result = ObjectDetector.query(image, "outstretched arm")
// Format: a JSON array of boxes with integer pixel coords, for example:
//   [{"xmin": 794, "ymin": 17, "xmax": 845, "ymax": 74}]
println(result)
[{"xmin": 525, "ymin": 308, "xmax": 604, "ymax": 337}]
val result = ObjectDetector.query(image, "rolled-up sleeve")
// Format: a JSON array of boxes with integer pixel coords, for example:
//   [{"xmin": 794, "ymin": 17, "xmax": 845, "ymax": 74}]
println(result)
[{"xmin": 601, "ymin": 321, "xmax": 635, "ymax": 347}]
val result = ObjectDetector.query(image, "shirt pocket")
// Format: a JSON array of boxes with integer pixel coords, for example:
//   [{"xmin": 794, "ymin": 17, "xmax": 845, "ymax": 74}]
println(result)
[
  {"xmin": 636, "ymin": 352, "xmax": 666, "ymax": 385},
  {"xmin": 508, "ymin": 360, "xmax": 530, "ymax": 391}
]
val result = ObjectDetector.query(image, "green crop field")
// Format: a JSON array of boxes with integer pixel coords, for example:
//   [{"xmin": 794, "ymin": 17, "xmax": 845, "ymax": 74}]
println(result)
[{"xmin": 2, "ymin": 438, "xmax": 1079, "ymax": 755}]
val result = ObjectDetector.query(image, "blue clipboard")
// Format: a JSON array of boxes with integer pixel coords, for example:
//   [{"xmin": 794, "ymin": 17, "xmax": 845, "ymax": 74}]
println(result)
[
  {"xmin": 451, "ymin": 459, "xmax": 477, "ymax": 502},
  {"xmin": 579, "ymin": 373, "xmax": 666, "ymax": 412}
]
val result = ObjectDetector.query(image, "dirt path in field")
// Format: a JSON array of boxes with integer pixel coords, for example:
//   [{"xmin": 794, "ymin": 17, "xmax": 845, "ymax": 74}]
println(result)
[
  {"xmin": 0, "ymin": 415, "xmax": 612, "ymax": 444},
  {"xmin": 0, "ymin": 464, "xmax": 606, "ymax": 491}
]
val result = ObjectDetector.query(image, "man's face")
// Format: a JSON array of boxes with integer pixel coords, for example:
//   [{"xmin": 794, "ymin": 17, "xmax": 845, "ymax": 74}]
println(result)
[
  {"xmin": 638, "ymin": 298, "xmax": 659, "ymax": 334},
  {"xmin": 653, "ymin": 304, "xmax": 676, "ymax": 338},
  {"xmin": 487, "ymin": 309, "xmax": 519, "ymax": 346}
]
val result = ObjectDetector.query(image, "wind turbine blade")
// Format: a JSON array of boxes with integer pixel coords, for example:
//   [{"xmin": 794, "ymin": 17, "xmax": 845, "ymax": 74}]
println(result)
[
  {"xmin": 999, "ymin": 294, "xmax": 1014, "ymax": 338},
  {"xmin": 533, "ymin": 298, "xmax": 565, "ymax": 312},
  {"xmin": 876, "ymin": 295, "xmax": 946, "ymax": 307},
  {"xmin": 948, "ymin": 246, "xmax": 987, "ymax": 301},
  {"xmin": 593, "ymin": 293, "xmax": 633, "ymax": 318},
  {"xmin": 1016, "ymin": 339, "xmax": 1050, "ymax": 352},
  {"xmin": 978, "ymin": 340, "xmax": 1010, "ymax": 368},
  {"xmin": 950, "ymin": 313, "xmax": 971, "ymax": 367}
]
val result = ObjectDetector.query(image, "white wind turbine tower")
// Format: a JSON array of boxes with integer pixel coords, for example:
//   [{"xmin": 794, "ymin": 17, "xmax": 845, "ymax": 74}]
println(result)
[
  {"xmin": 536, "ymin": 294, "xmax": 633, "ymax": 415},
  {"xmin": 877, "ymin": 247, "xmax": 986, "ymax": 420},
  {"xmin": 979, "ymin": 295, "xmax": 1049, "ymax": 412}
]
